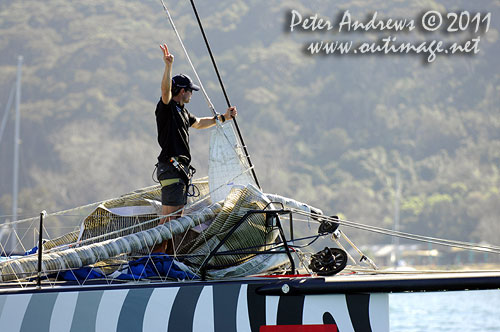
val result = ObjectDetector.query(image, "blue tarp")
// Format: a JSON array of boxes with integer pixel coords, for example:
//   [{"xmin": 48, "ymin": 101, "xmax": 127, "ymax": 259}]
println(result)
[
  {"xmin": 24, "ymin": 246, "xmax": 38, "ymax": 256},
  {"xmin": 58, "ymin": 253, "xmax": 197, "ymax": 281}
]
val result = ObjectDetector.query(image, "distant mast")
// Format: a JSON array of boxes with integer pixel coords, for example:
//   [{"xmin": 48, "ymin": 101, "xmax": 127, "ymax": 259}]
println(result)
[
  {"xmin": 10, "ymin": 55, "xmax": 22, "ymax": 253},
  {"xmin": 392, "ymin": 171, "xmax": 401, "ymax": 267}
]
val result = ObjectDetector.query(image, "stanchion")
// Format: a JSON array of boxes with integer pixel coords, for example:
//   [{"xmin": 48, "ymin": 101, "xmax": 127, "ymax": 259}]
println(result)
[{"xmin": 37, "ymin": 211, "xmax": 46, "ymax": 289}]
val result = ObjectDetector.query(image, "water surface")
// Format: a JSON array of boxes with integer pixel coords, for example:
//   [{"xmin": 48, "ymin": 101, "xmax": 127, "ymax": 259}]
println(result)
[{"xmin": 390, "ymin": 289, "xmax": 500, "ymax": 331}]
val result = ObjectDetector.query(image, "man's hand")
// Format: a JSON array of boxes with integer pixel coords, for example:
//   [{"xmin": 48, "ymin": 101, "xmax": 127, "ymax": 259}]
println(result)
[
  {"xmin": 160, "ymin": 43, "xmax": 174, "ymax": 66},
  {"xmin": 224, "ymin": 106, "xmax": 237, "ymax": 120},
  {"xmin": 160, "ymin": 43, "xmax": 173, "ymax": 104}
]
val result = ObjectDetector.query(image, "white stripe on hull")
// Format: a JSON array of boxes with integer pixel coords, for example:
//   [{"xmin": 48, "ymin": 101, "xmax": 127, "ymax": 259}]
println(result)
[
  {"xmin": 50, "ymin": 291, "xmax": 78, "ymax": 332},
  {"xmin": 303, "ymin": 294, "xmax": 355, "ymax": 332},
  {"xmin": 143, "ymin": 287, "xmax": 178, "ymax": 332},
  {"xmin": 96, "ymin": 289, "xmax": 129, "ymax": 332},
  {"xmin": 236, "ymin": 284, "xmax": 252, "ymax": 332},
  {"xmin": 369, "ymin": 293, "xmax": 390, "ymax": 332},
  {"xmin": 193, "ymin": 286, "xmax": 214, "ymax": 332},
  {"xmin": 0, "ymin": 293, "xmax": 32, "ymax": 332}
]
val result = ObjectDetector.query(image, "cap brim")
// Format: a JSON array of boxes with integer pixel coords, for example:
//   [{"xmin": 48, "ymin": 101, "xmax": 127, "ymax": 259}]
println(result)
[{"xmin": 191, "ymin": 84, "xmax": 200, "ymax": 91}]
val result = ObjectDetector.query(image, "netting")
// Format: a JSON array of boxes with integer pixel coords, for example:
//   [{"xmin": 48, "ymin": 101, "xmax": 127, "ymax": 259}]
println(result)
[{"xmin": 0, "ymin": 201, "xmax": 222, "ymax": 282}]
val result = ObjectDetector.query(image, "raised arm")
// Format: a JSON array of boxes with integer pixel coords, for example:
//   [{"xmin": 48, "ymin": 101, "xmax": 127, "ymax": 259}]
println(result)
[{"xmin": 160, "ymin": 43, "xmax": 174, "ymax": 104}]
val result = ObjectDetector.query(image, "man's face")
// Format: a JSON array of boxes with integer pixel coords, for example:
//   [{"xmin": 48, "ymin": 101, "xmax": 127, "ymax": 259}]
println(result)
[{"xmin": 182, "ymin": 88, "xmax": 192, "ymax": 103}]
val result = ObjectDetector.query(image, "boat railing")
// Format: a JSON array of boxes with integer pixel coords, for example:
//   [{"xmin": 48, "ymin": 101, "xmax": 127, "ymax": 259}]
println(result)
[{"xmin": 199, "ymin": 203, "xmax": 296, "ymax": 280}]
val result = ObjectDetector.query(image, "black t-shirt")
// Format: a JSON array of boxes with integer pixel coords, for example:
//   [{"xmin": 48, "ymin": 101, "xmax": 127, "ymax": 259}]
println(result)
[{"xmin": 155, "ymin": 98, "xmax": 197, "ymax": 163}]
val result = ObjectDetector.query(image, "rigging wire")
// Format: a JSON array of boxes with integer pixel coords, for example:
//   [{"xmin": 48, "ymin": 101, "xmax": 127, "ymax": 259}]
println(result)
[{"xmin": 291, "ymin": 209, "xmax": 500, "ymax": 255}]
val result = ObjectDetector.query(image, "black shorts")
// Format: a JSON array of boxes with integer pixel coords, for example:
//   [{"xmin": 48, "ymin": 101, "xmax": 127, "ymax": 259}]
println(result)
[{"xmin": 157, "ymin": 162, "xmax": 188, "ymax": 206}]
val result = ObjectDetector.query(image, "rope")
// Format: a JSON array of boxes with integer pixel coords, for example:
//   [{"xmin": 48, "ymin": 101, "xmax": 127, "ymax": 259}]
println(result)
[{"xmin": 291, "ymin": 209, "xmax": 500, "ymax": 255}]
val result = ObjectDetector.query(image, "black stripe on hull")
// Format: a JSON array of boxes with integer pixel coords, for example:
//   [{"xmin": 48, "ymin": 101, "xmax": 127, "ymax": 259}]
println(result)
[
  {"xmin": 20, "ymin": 293, "xmax": 58, "ymax": 332},
  {"xmin": 322, "ymin": 311, "xmax": 338, "ymax": 327},
  {"xmin": 247, "ymin": 283, "xmax": 266, "ymax": 332},
  {"xmin": 213, "ymin": 283, "xmax": 241, "ymax": 331},
  {"xmin": 168, "ymin": 285, "xmax": 203, "ymax": 332},
  {"xmin": 346, "ymin": 293, "xmax": 371, "ymax": 332},
  {"xmin": 117, "ymin": 288, "xmax": 154, "ymax": 331},
  {"xmin": 277, "ymin": 295, "xmax": 305, "ymax": 325},
  {"xmin": 70, "ymin": 290, "xmax": 104, "ymax": 332}
]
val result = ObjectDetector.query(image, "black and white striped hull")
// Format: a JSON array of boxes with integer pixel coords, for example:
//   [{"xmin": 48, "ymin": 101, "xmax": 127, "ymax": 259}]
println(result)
[{"xmin": 0, "ymin": 280, "xmax": 388, "ymax": 332}]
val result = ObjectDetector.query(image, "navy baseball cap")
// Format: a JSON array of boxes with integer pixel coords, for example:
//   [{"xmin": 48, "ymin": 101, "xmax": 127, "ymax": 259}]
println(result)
[{"xmin": 172, "ymin": 74, "xmax": 200, "ymax": 91}]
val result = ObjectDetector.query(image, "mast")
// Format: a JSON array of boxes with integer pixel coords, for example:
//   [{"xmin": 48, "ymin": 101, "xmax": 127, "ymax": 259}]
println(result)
[
  {"xmin": 392, "ymin": 171, "xmax": 401, "ymax": 267},
  {"xmin": 11, "ymin": 55, "xmax": 22, "ymax": 253},
  {"xmin": 187, "ymin": 0, "xmax": 261, "ymax": 189}
]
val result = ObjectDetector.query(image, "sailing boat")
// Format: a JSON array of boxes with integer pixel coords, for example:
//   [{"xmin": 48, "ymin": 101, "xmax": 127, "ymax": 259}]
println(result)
[{"xmin": 0, "ymin": 2, "xmax": 499, "ymax": 332}]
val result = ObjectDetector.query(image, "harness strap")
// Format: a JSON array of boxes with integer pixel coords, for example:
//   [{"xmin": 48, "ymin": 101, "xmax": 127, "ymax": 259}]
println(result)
[{"xmin": 160, "ymin": 178, "xmax": 181, "ymax": 187}]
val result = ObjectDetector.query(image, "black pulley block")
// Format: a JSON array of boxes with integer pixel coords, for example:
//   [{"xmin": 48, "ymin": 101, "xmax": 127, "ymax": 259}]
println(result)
[
  {"xmin": 317, "ymin": 216, "xmax": 340, "ymax": 234},
  {"xmin": 309, "ymin": 247, "xmax": 348, "ymax": 276}
]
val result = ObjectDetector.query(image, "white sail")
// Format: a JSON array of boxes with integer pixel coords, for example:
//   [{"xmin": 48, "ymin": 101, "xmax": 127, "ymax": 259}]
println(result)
[{"xmin": 208, "ymin": 122, "xmax": 256, "ymax": 203}]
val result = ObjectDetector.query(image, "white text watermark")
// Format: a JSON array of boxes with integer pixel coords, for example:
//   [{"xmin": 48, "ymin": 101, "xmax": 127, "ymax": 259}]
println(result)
[{"xmin": 288, "ymin": 10, "xmax": 492, "ymax": 63}]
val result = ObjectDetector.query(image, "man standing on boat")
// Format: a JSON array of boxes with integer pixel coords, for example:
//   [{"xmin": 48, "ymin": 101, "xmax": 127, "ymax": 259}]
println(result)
[{"xmin": 153, "ymin": 43, "xmax": 237, "ymax": 254}]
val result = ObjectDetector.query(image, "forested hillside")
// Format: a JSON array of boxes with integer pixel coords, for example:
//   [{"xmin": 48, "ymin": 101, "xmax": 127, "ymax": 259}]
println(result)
[{"xmin": 0, "ymin": 0, "xmax": 499, "ymax": 246}]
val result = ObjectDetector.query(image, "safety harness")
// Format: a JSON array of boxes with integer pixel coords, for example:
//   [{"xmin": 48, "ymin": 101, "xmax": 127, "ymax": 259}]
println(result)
[{"xmin": 157, "ymin": 157, "xmax": 198, "ymax": 197}]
